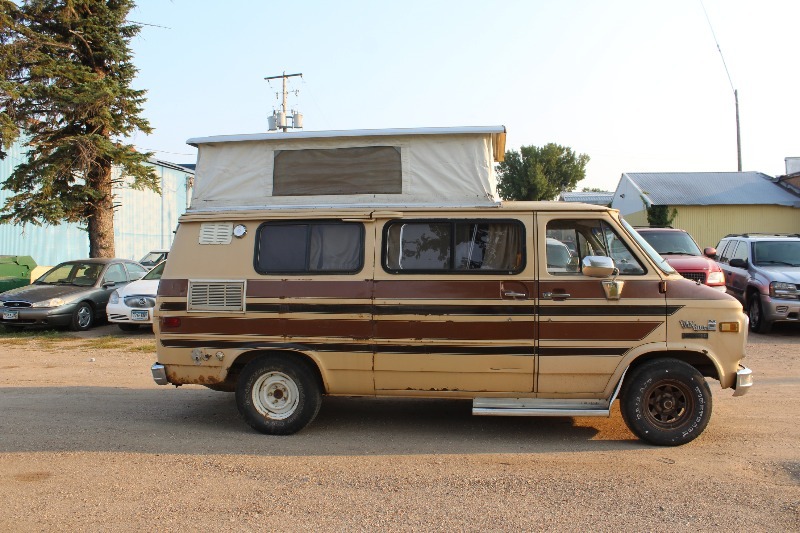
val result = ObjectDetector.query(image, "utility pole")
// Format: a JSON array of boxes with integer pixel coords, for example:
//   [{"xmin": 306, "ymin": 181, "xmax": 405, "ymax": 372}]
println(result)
[
  {"xmin": 701, "ymin": 1, "xmax": 742, "ymax": 171},
  {"xmin": 264, "ymin": 71, "xmax": 303, "ymax": 132}
]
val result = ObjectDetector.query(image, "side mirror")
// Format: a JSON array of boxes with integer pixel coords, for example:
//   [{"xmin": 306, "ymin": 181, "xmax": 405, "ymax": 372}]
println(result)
[
  {"xmin": 102, "ymin": 281, "xmax": 117, "ymax": 288},
  {"xmin": 704, "ymin": 247, "xmax": 717, "ymax": 258},
  {"xmin": 729, "ymin": 258, "xmax": 747, "ymax": 268},
  {"xmin": 582, "ymin": 256, "xmax": 616, "ymax": 278}
]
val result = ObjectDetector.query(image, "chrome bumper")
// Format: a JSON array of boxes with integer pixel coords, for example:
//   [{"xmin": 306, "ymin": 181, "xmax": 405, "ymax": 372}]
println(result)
[
  {"xmin": 733, "ymin": 365, "xmax": 753, "ymax": 397},
  {"xmin": 151, "ymin": 363, "xmax": 169, "ymax": 385}
]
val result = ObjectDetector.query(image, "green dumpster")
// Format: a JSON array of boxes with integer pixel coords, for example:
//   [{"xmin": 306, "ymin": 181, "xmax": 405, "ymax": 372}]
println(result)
[{"xmin": 0, "ymin": 255, "xmax": 37, "ymax": 293}]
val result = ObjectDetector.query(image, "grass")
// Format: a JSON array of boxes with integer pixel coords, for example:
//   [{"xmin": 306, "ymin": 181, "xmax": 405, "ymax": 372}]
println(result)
[{"xmin": 0, "ymin": 325, "xmax": 153, "ymax": 352}]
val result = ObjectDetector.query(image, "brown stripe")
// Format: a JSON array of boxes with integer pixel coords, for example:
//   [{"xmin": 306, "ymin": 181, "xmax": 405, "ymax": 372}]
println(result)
[
  {"xmin": 158, "ymin": 278, "xmax": 188, "ymax": 298},
  {"xmin": 666, "ymin": 278, "xmax": 734, "ymax": 300},
  {"xmin": 247, "ymin": 279, "xmax": 372, "ymax": 299},
  {"xmin": 162, "ymin": 317, "xmax": 372, "ymax": 338},
  {"xmin": 375, "ymin": 320, "xmax": 535, "ymax": 340},
  {"xmin": 160, "ymin": 316, "xmax": 536, "ymax": 341},
  {"xmin": 538, "ymin": 321, "xmax": 662, "ymax": 341},
  {"xmin": 375, "ymin": 280, "xmax": 533, "ymax": 299},
  {"xmin": 538, "ymin": 280, "xmax": 665, "ymax": 299}
]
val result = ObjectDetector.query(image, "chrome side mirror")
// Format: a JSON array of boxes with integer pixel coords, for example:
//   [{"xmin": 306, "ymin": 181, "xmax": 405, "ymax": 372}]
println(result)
[{"xmin": 582, "ymin": 256, "xmax": 616, "ymax": 278}]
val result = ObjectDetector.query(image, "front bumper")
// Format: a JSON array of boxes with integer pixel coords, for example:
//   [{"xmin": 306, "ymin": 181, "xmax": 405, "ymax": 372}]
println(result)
[
  {"xmin": 0, "ymin": 306, "xmax": 75, "ymax": 327},
  {"xmin": 761, "ymin": 295, "xmax": 800, "ymax": 324},
  {"xmin": 151, "ymin": 363, "xmax": 169, "ymax": 385},
  {"xmin": 732, "ymin": 365, "xmax": 753, "ymax": 397}
]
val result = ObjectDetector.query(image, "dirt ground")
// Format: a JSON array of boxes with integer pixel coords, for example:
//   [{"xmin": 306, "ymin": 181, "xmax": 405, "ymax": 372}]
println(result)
[{"xmin": 0, "ymin": 323, "xmax": 798, "ymax": 531}]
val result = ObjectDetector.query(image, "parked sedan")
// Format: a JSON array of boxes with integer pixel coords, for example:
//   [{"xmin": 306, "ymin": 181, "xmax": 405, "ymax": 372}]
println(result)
[
  {"xmin": 0, "ymin": 258, "xmax": 148, "ymax": 331},
  {"xmin": 107, "ymin": 260, "xmax": 164, "ymax": 331}
]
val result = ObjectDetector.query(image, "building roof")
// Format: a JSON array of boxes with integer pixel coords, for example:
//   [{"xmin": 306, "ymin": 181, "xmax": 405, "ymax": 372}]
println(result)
[
  {"xmin": 558, "ymin": 191, "xmax": 614, "ymax": 205},
  {"xmin": 622, "ymin": 172, "xmax": 800, "ymax": 207}
]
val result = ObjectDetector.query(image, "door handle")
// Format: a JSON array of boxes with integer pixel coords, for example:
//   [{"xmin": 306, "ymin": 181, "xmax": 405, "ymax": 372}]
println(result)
[
  {"xmin": 542, "ymin": 292, "xmax": 571, "ymax": 300},
  {"xmin": 502, "ymin": 291, "xmax": 527, "ymax": 298}
]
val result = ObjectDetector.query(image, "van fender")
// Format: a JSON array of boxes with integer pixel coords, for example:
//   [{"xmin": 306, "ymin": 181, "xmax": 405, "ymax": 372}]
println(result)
[
  {"xmin": 221, "ymin": 343, "xmax": 332, "ymax": 392},
  {"xmin": 605, "ymin": 341, "xmax": 730, "ymax": 397}
]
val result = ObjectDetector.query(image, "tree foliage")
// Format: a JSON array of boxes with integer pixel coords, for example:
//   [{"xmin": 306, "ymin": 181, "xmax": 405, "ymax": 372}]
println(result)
[
  {"xmin": 496, "ymin": 143, "xmax": 590, "ymax": 201},
  {"xmin": 646, "ymin": 204, "xmax": 678, "ymax": 227},
  {"xmin": 0, "ymin": 0, "xmax": 156, "ymax": 257}
]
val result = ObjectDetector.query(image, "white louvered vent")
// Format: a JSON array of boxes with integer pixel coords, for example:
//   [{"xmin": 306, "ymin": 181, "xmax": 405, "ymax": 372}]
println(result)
[
  {"xmin": 188, "ymin": 281, "xmax": 245, "ymax": 312},
  {"xmin": 198, "ymin": 222, "xmax": 233, "ymax": 245}
]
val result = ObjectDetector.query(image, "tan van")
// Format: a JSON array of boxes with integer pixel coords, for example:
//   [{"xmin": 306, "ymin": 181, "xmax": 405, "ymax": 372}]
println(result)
[{"xmin": 151, "ymin": 126, "xmax": 752, "ymax": 446}]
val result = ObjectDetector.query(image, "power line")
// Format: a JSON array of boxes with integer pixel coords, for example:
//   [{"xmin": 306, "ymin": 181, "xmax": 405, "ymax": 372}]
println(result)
[{"xmin": 700, "ymin": 0, "xmax": 741, "ymax": 171}]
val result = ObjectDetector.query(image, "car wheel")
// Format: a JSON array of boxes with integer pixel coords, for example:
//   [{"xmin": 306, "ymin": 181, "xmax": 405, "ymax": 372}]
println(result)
[
  {"xmin": 236, "ymin": 356, "xmax": 322, "ymax": 435},
  {"xmin": 620, "ymin": 358, "xmax": 712, "ymax": 446},
  {"xmin": 70, "ymin": 302, "xmax": 94, "ymax": 331},
  {"xmin": 118, "ymin": 323, "xmax": 140, "ymax": 332},
  {"xmin": 748, "ymin": 296, "xmax": 772, "ymax": 334}
]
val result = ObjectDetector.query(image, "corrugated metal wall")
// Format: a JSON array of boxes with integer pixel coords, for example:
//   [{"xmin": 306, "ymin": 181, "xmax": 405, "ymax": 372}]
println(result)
[
  {"xmin": 673, "ymin": 205, "xmax": 800, "ymax": 249},
  {"xmin": 0, "ymin": 141, "xmax": 192, "ymax": 268}
]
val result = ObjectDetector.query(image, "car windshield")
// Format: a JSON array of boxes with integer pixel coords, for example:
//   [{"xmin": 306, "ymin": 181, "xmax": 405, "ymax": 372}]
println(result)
[
  {"xmin": 143, "ymin": 261, "xmax": 166, "ymax": 280},
  {"xmin": 139, "ymin": 252, "xmax": 166, "ymax": 268},
  {"xmin": 639, "ymin": 231, "xmax": 702, "ymax": 256},
  {"xmin": 753, "ymin": 241, "xmax": 800, "ymax": 267},
  {"xmin": 620, "ymin": 220, "xmax": 676, "ymax": 274},
  {"xmin": 38, "ymin": 263, "xmax": 102, "ymax": 286}
]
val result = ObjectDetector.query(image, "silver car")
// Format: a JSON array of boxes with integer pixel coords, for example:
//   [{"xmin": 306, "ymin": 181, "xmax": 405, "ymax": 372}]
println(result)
[{"xmin": 715, "ymin": 233, "xmax": 800, "ymax": 333}]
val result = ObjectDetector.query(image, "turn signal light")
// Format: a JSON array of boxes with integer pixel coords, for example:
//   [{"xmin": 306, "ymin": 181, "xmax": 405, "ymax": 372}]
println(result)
[
  {"xmin": 719, "ymin": 322, "xmax": 739, "ymax": 333},
  {"xmin": 161, "ymin": 317, "xmax": 181, "ymax": 328}
]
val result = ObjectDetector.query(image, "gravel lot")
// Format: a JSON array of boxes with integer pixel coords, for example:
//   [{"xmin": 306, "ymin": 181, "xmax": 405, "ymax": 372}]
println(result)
[{"xmin": 1, "ymin": 323, "xmax": 798, "ymax": 531}]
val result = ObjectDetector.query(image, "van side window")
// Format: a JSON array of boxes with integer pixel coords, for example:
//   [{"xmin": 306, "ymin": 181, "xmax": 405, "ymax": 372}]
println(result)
[
  {"xmin": 383, "ymin": 220, "xmax": 524, "ymax": 273},
  {"xmin": 546, "ymin": 219, "xmax": 645, "ymax": 275},
  {"xmin": 255, "ymin": 221, "xmax": 364, "ymax": 274}
]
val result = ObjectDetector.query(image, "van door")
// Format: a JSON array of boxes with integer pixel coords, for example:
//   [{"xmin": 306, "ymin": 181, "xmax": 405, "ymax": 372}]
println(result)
[
  {"xmin": 372, "ymin": 215, "xmax": 536, "ymax": 394},
  {"xmin": 535, "ymin": 214, "xmax": 667, "ymax": 395}
]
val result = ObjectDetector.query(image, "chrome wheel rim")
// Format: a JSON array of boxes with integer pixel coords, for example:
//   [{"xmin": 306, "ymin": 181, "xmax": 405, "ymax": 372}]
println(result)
[
  {"xmin": 76, "ymin": 306, "xmax": 92, "ymax": 328},
  {"xmin": 252, "ymin": 371, "xmax": 299, "ymax": 420}
]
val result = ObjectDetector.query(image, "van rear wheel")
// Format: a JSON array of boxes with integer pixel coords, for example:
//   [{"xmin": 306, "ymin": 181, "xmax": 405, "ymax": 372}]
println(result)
[
  {"xmin": 620, "ymin": 359, "xmax": 712, "ymax": 446},
  {"xmin": 236, "ymin": 356, "xmax": 322, "ymax": 435}
]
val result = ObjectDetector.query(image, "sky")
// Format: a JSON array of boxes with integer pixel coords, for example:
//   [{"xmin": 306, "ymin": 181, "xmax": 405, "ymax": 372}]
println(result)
[{"xmin": 127, "ymin": 0, "xmax": 800, "ymax": 192}]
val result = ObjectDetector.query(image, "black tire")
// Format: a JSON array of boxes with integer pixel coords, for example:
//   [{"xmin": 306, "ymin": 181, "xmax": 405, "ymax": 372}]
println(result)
[
  {"xmin": 748, "ymin": 296, "xmax": 772, "ymax": 334},
  {"xmin": 620, "ymin": 359, "xmax": 712, "ymax": 446},
  {"xmin": 235, "ymin": 355, "xmax": 322, "ymax": 435},
  {"xmin": 118, "ymin": 323, "xmax": 140, "ymax": 332},
  {"xmin": 69, "ymin": 302, "xmax": 94, "ymax": 331}
]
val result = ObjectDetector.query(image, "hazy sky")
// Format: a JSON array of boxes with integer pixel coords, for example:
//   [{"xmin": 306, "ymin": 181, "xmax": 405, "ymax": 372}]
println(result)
[{"xmin": 128, "ymin": 0, "xmax": 800, "ymax": 191}]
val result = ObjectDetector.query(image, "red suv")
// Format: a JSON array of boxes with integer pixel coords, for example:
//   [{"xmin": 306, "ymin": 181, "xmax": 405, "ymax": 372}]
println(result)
[{"xmin": 636, "ymin": 227, "xmax": 726, "ymax": 291}]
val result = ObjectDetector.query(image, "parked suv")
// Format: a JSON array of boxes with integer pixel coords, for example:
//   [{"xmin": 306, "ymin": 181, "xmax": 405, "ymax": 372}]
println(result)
[
  {"xmin": 636, "ymin": 227, "xmax": 725, "ymax": 290},
  {"xmin": 715, "ymin": 233, "xmax": 800, "ymax": 333}
]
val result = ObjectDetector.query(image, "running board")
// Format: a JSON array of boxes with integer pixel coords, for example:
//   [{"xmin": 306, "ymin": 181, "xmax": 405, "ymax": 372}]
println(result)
[
  {"xmin": 472, "ymin": 398, "xmax": 612, "ymax": 417},
  {"xmin": 472, "ymin": 370, "xmax": 627, "ymax": 418}
]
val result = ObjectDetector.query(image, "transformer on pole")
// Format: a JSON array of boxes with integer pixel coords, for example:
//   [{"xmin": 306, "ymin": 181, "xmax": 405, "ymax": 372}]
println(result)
[{"xmin": 265, "ymin": 71, "xmax": 304, "ymax": 132}]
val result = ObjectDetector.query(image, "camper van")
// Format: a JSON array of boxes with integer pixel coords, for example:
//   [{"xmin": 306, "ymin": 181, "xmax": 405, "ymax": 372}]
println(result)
[{"xmin": 151, "ymin": 126, "xmax": 752, "ymax": 446}]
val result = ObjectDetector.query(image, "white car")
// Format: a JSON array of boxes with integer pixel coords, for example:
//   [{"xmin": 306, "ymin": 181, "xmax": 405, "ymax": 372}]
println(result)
[{"xmin": 106, "ymin": 261, "xmax": 164, "ymax": 331}]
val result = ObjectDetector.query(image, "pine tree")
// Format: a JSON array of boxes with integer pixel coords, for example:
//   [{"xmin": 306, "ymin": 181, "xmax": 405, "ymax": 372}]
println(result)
[{"xmin": 0, "ymin": 0, "xmax": 156, "ymax": 257}]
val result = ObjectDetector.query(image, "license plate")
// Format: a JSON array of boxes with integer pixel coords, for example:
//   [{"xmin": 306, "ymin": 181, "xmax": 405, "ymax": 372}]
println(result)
[
  {"xmin": 131, "ymin": 310, "xmax": 150, "ymax": 321},
  {"xmin": 3, "ymin": 309, "xmax": 19, "ymax": 320}
]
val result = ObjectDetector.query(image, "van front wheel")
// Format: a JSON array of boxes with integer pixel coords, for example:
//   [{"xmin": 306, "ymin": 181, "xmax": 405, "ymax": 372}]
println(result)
[
  {"xmin": 236, "ymin": 356, "xmax": 322, "ymax": 435},
  {"xmin": 620, "ymin": 359, "xmax": 712, "ymax": 446}
]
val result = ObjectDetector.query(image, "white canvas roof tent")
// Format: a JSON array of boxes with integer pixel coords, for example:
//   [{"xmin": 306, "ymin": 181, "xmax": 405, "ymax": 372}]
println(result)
[{"xmin": 186, "ymin": 126, "xmax": 507, "ymax": 212}]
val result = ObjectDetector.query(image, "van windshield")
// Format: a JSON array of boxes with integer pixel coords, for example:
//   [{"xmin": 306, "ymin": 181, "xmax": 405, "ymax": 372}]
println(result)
[{"xmin": 620, "ymin": 219, "xmax": 676, "ymax": 274}]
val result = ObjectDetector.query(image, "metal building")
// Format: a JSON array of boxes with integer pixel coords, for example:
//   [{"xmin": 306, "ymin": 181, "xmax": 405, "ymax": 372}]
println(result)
[{"xmin": 0, "ymin": 140, "xmax": 194, "ymax": 268}]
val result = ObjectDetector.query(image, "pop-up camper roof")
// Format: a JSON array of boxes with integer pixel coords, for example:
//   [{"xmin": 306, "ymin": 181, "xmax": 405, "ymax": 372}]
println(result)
[{"xmin": 186, "ymin": 126, "xmax": 506, "ymax": 211}]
